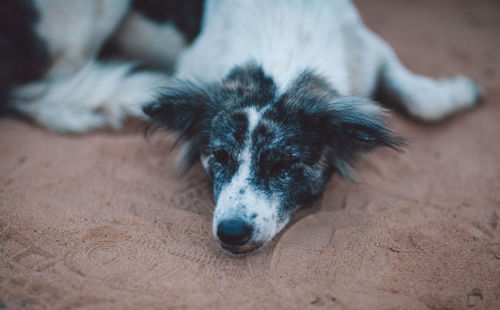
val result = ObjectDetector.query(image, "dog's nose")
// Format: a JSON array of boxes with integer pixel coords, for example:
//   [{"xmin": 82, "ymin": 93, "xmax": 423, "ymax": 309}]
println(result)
[{"xmin": 217, "ymin": 218, "xmax": 253, "ymax": 246}]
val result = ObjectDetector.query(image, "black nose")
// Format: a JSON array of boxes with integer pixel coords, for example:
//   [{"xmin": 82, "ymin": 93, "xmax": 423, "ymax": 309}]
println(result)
[{"xmin": 217, "ymin": 219, "xmax": 253, "ymax": 246}]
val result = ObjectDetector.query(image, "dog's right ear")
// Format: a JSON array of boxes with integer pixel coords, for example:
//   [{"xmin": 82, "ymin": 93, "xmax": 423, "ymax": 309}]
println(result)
[{"xmin": 143, "ymin": 80, "xmax": 217, "ymax": 167}]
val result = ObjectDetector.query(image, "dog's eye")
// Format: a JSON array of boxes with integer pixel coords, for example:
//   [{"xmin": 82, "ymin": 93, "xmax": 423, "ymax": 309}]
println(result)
[
  {"xmin": 261, "ymin": 150, "xmax": 300, "ymax": 175},
  {"xmin": 211, "ymin": 149, "xmax": 231, "ymax": 165},
  {"xmin": 269, "ymin": 158, "xmax": 290, "ymax": 174}
]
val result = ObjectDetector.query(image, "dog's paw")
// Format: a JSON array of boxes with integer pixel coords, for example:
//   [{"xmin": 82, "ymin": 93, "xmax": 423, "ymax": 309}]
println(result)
[
  {"xmin": 407, "ymin": 75, "xmax": 483, "ymax": 122},
  {"xmin": 445, "ymin": 75, "xmax": 483, "ymax": 108}
]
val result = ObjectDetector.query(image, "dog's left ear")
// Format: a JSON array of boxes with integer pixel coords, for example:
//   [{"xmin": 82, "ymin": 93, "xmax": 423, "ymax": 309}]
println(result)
[
  {"xmin": 143, "ymin": 80, "xmax": 215, "ymax": 167},
  {"xmin": 143, "ymin": 80, "xmax": 210, "ymax": 138},
  {"xmin": 325, "ymin": 96, "xmax": 405, "ymax": 179}
]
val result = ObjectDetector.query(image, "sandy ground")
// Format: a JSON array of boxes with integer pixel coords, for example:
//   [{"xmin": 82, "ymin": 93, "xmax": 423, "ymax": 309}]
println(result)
[{"xmin": 1, "ymin": 0, "xmax": 500, "ymax": 309}]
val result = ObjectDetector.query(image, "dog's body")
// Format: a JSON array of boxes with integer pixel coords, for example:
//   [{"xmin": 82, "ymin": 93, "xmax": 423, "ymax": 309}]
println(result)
[{"xmin": 3, "ymin": 0, "xmax": 481, "ymax": 255}]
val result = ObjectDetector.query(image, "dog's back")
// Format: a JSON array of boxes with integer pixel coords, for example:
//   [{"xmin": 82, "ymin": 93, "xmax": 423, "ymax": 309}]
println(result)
[{"xmin": 178, "ymin": 0, "xmax": 362, "ymax": 95}]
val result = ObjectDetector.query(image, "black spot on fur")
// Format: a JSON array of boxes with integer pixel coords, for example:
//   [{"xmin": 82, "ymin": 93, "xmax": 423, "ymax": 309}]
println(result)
[
  {"xmin": 0, "ymin": 0, "xmax": 49, "ymax": 112},
  {"xmin": 254, "ymin": 123, "xmax": 271, "ymax": 139},
  {"xmin": 132, "ymin": 0, "xmax": 204, "ymax": 43},
  {"xmin": 222, "ymin": 63, "xmax": 278, "ymax": 108},
  {"xmin": 230, "ymin": 112, "xmax": 249, "ymax": 144}
]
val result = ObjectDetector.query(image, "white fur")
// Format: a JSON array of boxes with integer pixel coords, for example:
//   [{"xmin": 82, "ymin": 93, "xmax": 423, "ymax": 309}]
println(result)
[
  {"xmin": 349, "ymin": 28, "xmax": 481, "ymax": 120},
  {"xmin": 33, "ymin": 0, "xmax": 130, "ymax": 77},
  {"xmin": 13, "ymin": 62, "xmax": 168, "ymax": 132},
  {"xmin": 178, "ymin": 0, "xmax": 359, "ymax": 94},
  {"xmin": 111, "ymin": 11, "xmax": 187, "ymax": 72},
  {"xmin": 246, "ymin": 107, "xmax": 260, "ymax": 132}
]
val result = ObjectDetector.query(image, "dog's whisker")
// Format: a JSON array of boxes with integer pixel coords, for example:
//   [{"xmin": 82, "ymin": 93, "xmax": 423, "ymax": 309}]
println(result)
[{"xmin": 194, "ymin": 199, "xmax": 215, "ymax": 214}]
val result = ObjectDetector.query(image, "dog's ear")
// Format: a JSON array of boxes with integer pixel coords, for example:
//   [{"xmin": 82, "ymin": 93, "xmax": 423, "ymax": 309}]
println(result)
[
  {"xmin": 278, "ymin": 71, "xmax": 404, "ymax": 180},
  {"xmin": 143, "ymin": 80, "xmax": 210, "ymax": 139},
  {"xmin": 143, "ymin": 80, "xmax": 215, "ymax": 167},
  {"xmin": 325, "ymin": 96, "xmax": 405, "ymax": 179}
]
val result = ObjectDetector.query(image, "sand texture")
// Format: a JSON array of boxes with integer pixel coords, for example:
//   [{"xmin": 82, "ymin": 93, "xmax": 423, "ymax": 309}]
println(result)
[{"xmin": 1, "ymin": 0, "xmax": 500, "ymax": 309}]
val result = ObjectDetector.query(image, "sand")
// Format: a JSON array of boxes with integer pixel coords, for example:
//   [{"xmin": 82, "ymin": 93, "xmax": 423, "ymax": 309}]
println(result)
[{"xmin": 1, "ymin": 0, "xmax": 499, "ymax": 309}]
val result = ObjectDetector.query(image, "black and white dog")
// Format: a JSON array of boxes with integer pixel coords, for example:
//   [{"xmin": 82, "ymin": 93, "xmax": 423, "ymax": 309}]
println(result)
[{"xmin": 2, "ymin": 0, "xmax": 481, "ymax": 256}]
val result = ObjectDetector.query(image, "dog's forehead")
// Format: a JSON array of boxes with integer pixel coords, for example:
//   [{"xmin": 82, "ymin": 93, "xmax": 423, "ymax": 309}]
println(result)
[
  {"xmin": 209, "ymin": 65, "xmax": 334, "ymax": 156},
  {"xmin": 251, "ymin": 116, "xmax": 298, "ymax": 151},
  {"xmin": 211, "ymin": 104, "xmax": 321, "ymax": 160},
  {"xmin": 210, "ymin": 109, "xmax": 249, "ymax": 149}
]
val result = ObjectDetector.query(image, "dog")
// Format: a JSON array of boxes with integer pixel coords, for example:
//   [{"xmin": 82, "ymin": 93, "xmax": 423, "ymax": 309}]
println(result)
[
  {"xmin": 142, "ymin": 0, "xmax": 482, "ymax": 255},
  {"xmin": 2, "ymin": 0, "xmax": 482, "ymax": 256}
]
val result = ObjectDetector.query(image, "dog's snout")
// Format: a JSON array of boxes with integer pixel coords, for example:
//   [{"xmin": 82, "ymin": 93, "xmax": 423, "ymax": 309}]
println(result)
[{"xmin": 216, "ymin": 218, "xmax": 253, "ymax": 246}]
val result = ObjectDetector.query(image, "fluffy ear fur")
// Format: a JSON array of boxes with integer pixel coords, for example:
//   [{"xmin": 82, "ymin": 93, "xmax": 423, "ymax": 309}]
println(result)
[
  {"xmin": 326, "ymin": 96, "xmax": 405, "ymax": 179},
  {"xmin": 279, "ymin": 71, "xmax": 404, "ymax": 180},
  {"xmin": 143, "ymin": 80, "xmax": 214, "ymax": 167}
]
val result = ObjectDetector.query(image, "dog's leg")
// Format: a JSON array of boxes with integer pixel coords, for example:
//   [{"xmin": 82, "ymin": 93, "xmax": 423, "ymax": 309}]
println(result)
[
  {"xmin": 11, "ymin": 61, "xmax": 168, "ymax": 133},
  {"xmin": 108, "ymin": 12, "xmax": 188, "ymax": 73},
  {"xmin": 360, "ymin": 29, "xmax": 482, "ymax": 121}
]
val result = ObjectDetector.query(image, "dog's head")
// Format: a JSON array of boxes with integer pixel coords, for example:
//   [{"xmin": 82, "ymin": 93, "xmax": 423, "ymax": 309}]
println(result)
[{"xmin": 144, "ymin": 63, "xmax": 403, "ymax": 256}]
